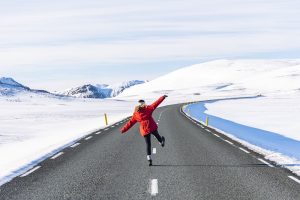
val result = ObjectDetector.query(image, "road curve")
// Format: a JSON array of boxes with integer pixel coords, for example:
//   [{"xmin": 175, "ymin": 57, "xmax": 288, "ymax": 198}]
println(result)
[{"xmin": 0, "ymin": 103, "xmax": 299, "ymax": 200}]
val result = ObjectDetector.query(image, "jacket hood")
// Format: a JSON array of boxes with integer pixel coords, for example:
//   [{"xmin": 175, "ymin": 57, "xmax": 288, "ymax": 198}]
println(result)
[{"xmin": 135, "ymin": 105, "xmax": 146, "ymax": 112}]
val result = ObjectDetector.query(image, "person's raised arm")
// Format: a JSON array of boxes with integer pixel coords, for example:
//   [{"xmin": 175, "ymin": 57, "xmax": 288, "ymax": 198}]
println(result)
[
  {"xmin": 120, "ymin": 116, "xmax": 137, "ymax": 134},
  {"xmin": 150, "ymin": 95, "xmax": 167, "ymax": 110}
]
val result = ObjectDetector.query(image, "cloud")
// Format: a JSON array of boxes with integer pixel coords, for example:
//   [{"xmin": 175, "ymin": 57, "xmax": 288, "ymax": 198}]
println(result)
[{"xmin": 0, "ymin": 0, "xmax": 299, "ymax": 90}]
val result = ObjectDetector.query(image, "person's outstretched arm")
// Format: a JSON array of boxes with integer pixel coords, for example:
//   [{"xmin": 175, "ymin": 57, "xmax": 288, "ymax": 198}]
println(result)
[
  {"xmin": 120, "ymin": 116, "xmax": 137, "ymax": 134},
  {"xmin": 149, "ymin": 95, "xmax": 168, "ymax": 110}
]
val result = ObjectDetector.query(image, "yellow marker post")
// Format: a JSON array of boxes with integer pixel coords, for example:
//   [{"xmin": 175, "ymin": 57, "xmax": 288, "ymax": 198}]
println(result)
[
  {"xmin": 206, "ymin": 116, "xmax": 209, "ymax": 126},
  {"xmin": 104, "ymin": 113, "xmax": 108, "ymax": 125}
]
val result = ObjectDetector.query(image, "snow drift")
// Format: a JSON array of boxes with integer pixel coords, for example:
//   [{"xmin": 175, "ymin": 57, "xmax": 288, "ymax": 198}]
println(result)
[{"xmin": 118, "ymin": 59, "xmax": 300, "ymax": 100}]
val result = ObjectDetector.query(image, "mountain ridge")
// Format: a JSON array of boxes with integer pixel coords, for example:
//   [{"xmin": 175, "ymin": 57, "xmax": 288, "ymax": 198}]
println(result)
[{"xmin": 60, "ymin": 80, "xmax": 145, "ymax": 98}]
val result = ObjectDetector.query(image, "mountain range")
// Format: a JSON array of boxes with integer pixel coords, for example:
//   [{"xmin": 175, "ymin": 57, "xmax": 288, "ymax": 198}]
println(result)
[
  {"xmin": 0, "ymin": 77, "xmax": 145, "ymax": 98},
  {"xmin": 59, "ymin": 80, "xmax": 145, "ymax": 98},
  {"xmin": 0, "ymin": 77, "xmax": 49, "ymax": 96}
]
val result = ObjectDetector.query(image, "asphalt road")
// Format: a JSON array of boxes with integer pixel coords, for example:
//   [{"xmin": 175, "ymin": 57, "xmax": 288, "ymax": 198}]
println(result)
[{"xmin": 0, "ymin": 103, "xmax": 299, "ymax": 200}]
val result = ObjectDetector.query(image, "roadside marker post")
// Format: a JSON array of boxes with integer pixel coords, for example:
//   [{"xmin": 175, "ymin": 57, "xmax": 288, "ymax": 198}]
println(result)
[
  {"xmin": 206, "ymin": 116, "xmax": 209, "ymax": 126},
  {"xmin": 104, "ymin": 113, "xmax": 108, "ymax": 125}
]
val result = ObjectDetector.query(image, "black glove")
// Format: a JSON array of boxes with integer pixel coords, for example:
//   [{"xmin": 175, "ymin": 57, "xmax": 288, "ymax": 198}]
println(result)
[{"xmin": 163, "ymin": 95, "xmax": 168, "ymax": 98}]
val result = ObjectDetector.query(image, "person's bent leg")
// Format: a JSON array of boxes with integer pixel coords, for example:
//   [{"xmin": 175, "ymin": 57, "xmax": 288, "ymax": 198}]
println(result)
[
  {"xmin": 151, "ymin": 130, "xmax": 162, "ymax": 143},
  {"xmin": 152, "ymin": 130, "xmax": 165, "ymax": 147}
]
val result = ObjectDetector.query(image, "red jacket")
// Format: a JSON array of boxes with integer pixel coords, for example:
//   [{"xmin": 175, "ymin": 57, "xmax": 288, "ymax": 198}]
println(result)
[{"xmin": 120, "ymin": 96, "xmax": 166, "ymax": 136}]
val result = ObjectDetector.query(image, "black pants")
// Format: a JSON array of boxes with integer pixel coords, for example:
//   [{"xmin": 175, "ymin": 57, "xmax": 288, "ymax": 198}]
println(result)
[{"xmin": 144, "ymin": 130, "xmax": 163, "ymax": 156}]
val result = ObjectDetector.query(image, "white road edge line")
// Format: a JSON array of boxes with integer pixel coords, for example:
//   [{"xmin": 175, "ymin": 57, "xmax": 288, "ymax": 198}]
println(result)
[
  {"xmin": 150, "ymin": 179, "xmax": 158, "ymax": 196},
  {"xmin": 20, "ymin": 166, "xmax": 41, "ymax": 177},
  {"xmin": 51, "ymin": 152, "xmax": 64, "ymax": 160},
  {"xmin": 85, "ymin": 136, "xmax": 93, "ymax": 140},
  {"xmin": 213, "ymin": 134, "xmax": 220, "ymax": 138},
  {"xmin": 239, "ymin": 147, "xmax": 250, "ymax": 154},
  {"xmin": 258, "ymin": 158, "xmax": 274, "ymax": 167},
  {"xmin": 288, "ymin": 176, "xmax": 300, "ymax": 184},
  {"xmin": 224, "ymin": 140, "xmax": 234, "ymax": 145},
  {"xmin": 153, "ymin": 148, "xmax": 157, "ymax": 154},
  {"xmin": 70, "ymin": 143, "xmax": 80, "ymax": 148}
]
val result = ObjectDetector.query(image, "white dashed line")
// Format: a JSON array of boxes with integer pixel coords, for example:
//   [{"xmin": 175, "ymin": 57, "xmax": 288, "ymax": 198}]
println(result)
[
  {"xmin": 20, "ymin": 166, "xmax": 41, "ymax": 177},
  {"xmin": 205, "ymin": 129, "xmax": 210, "ymax": 132},
  {"xmin": 239, "ymin": 147, "xmax": 250, "ymax": 154},
  {"xmin": 104, "ymin": 128, "xmax": 109, "ymax": 131},
  {"xmin": 258, "ymin": 158, "xmax": 274, "ymax": 167},
  {"xmin": 288, "ymin": 176, "xmax": 300, "ymax": 184},
  {"xmin": 213, "ymin": 134, "xmax": 220, "ymax": 138},
  {"xmin": 85, "ymin": 136, "xmax": 93, "ymax": 140},
  {"xmin": 70, "ymin": 143, "xmax": 80, "ymax": 148},
  {"xmin": 224, "ymin": 140, "xmax": 234, "ymax": 145},
  {"xmin": 153, "ymin": 148, "xmax": 157, "ymax": 154},
  {"xmin": 95, "ymin": 131, "xmax": 102, "ymax": 135},
  {"xmin": 150, "ymin": 179, "xmax": 158, "ymax": 196},
  {"xmin": 157, "ymin": 123, "xmax": 159, "ymax": 125},
  {"xmin": 111, "ymin": 126, "xmax": 115, "ymax": 128},
  {"xmin": 51, "ymin": 152, "xmax": 64, "ymax": 160},
  {"xmin": 206, "ymin": 130, "xmax": 211, "ymax": 133}
]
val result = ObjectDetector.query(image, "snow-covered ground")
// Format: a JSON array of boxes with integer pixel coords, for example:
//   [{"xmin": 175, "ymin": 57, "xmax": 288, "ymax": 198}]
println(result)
[
  {"xmin": 118, "ymin": 59, "xmax": 300, "ymax": 176},
  {"xmin": 183, "ymin": 94, "xmax": 300, "ymax": 176},
  {"xmin": 203, "ymin": 94, "xmax": 300, "ymax": 175},
  {"xmin": 0, "ymin": 92, "xmax": 138, "ymax": 185},
  {"xmin": 118, "ymin": 59, "xmax": 300, "ymax": 100},
  {"xmin": 1, "ymin": 59, "xmax": 300, "ymax": 185},
  {"xmin": 204, "ymin": 94, "xmax": 300, "ymax": 141}
]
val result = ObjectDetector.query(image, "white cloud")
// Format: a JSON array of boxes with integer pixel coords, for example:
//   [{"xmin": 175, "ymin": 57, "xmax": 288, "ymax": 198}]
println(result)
[{"xmin": 0, "ymin": 0, "xmax": 299, "ymax": 90}]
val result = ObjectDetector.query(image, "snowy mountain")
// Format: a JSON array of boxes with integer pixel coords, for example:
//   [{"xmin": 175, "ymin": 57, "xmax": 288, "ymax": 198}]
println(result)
[
  {"xmin": 0, "ymin": 77, "xmax": 30, "ymax": 96},
  {"xmin": 60, "ymin": 80, "xmax": 145, "ymax": 98},
  {"xmin": 60, "ymin": 84, "xmax": 107, "ymax": 98},
  {"xmin": 109, "ymin": 80, "xmax": 146, "ymax": 97},
  {"xmin": 0, "ymin": 77, "xmax": 51, "ymax": 97},
  {"xmin": 0, "ymin": 77, "xmax": 29, "ymax": 89},
  {"xmin": 117, "ymin": 59, "xmax": 300, "ymax": 100}
]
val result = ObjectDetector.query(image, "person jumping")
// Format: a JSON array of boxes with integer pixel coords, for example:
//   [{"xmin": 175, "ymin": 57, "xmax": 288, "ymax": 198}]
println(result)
[{"xmin": 120, "ymin": 95, "xmax": 168, "ymax": 166}]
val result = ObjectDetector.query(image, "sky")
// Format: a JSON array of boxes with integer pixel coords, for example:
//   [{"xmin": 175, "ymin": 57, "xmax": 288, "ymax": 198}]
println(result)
[{"xmin": 0, "ymin": 0, "xmax": 299, "ymax": 91}]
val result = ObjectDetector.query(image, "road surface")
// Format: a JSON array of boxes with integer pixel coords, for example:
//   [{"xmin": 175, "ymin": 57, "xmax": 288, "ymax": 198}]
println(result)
[{"xmin": 0, "ymin": 103, "xmax": 299, "ymax": 199}]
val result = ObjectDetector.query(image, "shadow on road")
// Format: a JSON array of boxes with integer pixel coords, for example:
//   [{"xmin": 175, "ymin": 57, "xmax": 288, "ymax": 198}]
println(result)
[{"xmin": 152, "ymin": 164, "xmax": 273, "ymax": 168}]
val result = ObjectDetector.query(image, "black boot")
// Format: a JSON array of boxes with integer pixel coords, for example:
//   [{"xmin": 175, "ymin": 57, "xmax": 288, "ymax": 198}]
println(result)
[
  {"xmin": 161, "ymin": 136, "xmax": 165, "ymax": 147},
  {"xmin": 147, "ymin": 155, "xmax": 152, "ymax": 166}
]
